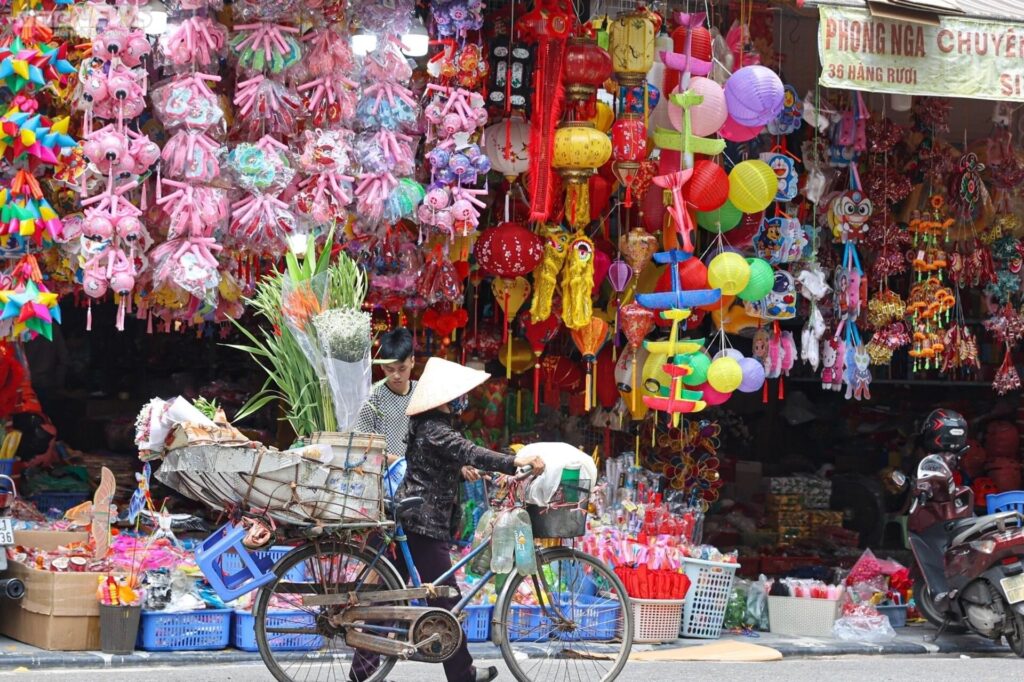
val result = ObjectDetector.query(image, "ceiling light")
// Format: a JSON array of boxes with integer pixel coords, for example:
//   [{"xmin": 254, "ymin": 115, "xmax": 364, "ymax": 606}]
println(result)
[
  {"xmin": 401, "ymin": 18, "xmax": 429, "ymax": 57},
  {"xmin": 352, "ymin": 29, "xmax": 378, "ymax": 57}
]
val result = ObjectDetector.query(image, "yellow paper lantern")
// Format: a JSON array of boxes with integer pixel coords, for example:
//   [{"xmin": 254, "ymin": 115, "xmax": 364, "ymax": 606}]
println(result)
[
  {"xmin": 728, "ymin": 160, "xmax": 777, "ymax": 213},
  {"xmin": 707, "ymin": 357, "xmax": 742, "ymax": 393},
  {"xmin": 498, "ymin": 338, "xmax": 537, "ymax": 374},
  {"xmin": 589, "ymin": 101, "xmax": 615, "ymax": 133},
  {"xmin": 707, "ymin": 252, "xmax": 751, "ymax": 296},
  {"xmin": 553, "ymin": 121, "xmax": 612, "ymax": 230},
  {"xmin": 608, "ymin": 11, "xmax": 656, "ymax": 87}
]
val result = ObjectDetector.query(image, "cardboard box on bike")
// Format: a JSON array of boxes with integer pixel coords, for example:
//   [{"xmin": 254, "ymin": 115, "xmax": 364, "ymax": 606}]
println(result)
[{"xmin": 0, "ymin": 560, "xmax": 102, "ymax": 650}]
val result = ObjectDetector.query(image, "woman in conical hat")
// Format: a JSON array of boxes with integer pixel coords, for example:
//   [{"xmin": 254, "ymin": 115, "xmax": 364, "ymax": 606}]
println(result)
[{"xmin": 352, "ymin": 357, "xmax": 544, "ymax": 682}]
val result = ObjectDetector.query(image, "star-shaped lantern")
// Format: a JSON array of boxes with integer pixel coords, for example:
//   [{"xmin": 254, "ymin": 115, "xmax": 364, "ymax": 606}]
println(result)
[{"xmin": 0, "ymin": 277, "xmax": 61, "ymax": 340}]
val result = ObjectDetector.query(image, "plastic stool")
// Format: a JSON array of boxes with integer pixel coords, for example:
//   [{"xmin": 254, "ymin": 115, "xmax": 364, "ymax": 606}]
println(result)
[
  {"xmin": 882, "ymin": 514, "xmax": 909, "ymax": 549},
  {"xmin": 986, "ymin": 491, "xmax": 1024, "ymax": 516},
  {"xmin": 195, "ymin": 522, "xmax": 277, "ymax": 601}
]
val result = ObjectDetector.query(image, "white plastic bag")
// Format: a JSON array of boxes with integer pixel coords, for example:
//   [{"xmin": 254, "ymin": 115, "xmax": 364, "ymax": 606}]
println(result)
[
  {"xmin": 520, "ymin": 442, "xmax": 598, "ymax": 507},
  {"xmin": 832, "ymin": 614, "xmax": 896, "ymax": 642}
]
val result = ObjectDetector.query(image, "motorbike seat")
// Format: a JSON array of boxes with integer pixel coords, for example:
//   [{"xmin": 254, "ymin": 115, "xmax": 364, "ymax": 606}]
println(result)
[{"xmin": 947, "ymin": 511, "xmax": 1022, "ymax": 547}]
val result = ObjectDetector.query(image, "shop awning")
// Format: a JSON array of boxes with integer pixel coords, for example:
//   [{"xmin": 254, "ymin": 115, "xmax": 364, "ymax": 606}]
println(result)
[{"xmin": 805, "ymin": 0, "xmax": 1024, "ymax": 24}]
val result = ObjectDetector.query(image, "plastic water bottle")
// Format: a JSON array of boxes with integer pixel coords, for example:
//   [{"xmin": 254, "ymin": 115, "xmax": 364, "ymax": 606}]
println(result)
[
  {"xmin": 490, "ymin": 511, "xmax": 515, "ymax": 574},
  {"xmin": 468, "ymin": 510, "xmax": 494, "ymax": 577},
  {"xmin": 510, "ymin": 508, "xmax": 537, "ymax": 576}
]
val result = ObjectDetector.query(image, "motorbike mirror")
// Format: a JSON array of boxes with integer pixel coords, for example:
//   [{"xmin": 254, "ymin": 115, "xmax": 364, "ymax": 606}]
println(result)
[{"xmin": 889, "ymin": 469, "xmax": 909, "ymax": 492}]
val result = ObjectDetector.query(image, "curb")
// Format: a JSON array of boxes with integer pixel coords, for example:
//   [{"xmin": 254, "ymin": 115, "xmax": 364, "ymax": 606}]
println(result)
[{"xmin": 0, "ymin": 634, "xmax": 1010, "ymax": 670}]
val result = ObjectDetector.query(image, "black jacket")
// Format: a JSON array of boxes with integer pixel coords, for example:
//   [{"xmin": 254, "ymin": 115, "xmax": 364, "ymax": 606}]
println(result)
[{"xmin": 396, "ymin": 410, "xmax": 517, "ymax": 541}]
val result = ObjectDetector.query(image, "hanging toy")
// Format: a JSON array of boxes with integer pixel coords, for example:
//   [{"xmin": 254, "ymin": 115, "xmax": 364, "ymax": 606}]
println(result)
[{"xmin": 561, "ymin": 232, "xmax": 595, "ymax": 329}]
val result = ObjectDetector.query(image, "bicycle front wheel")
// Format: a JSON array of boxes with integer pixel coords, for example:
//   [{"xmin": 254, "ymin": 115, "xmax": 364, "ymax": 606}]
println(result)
[
  {"xmin": 253, "ymin": 539, "xmax": 406, "ymax": 682},
  {"xmin": 494, "ymin": 546, "xmax": 634, "ymax": 682}
]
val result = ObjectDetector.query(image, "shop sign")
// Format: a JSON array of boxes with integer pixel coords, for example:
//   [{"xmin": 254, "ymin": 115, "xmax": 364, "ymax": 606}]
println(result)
[{"xmin": 818, "ymin": 5, "xmax": 1024, "ymax": 101}]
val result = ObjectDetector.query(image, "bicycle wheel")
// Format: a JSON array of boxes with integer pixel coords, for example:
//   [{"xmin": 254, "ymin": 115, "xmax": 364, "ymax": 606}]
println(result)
[
  {"xmin": 253, "ymin": 539, "xmax": 406, "ymax": 682},
  {"xmin": 494, "ymin": 546, "xmax": 634, "ymax": 682}
]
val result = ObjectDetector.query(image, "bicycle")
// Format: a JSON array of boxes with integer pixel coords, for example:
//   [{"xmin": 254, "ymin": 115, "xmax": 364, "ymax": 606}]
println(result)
[{"xmin": 248, "ymin": 474, "xmax": 635, "ymax": 682}]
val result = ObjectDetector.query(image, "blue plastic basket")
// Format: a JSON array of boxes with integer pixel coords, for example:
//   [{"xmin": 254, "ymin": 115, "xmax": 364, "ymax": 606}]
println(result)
[
  {"xmin": 233, "ymin": 610, "xmax": 323, "ymax": 652},
  {"xmin": 28, "ymin": 490, "xmax": 90, "ymax": 513},
  {"xmin": 507, "ymin": 595, "xmax": 620, "ymax": 642},
  {"xmin": 877, "ymin": 604, "xmax": 908, "ymax": 628},
  {"xmin": 987, "ymin": 491, "xmax": 1024, "ymax": 516},
  {"xmin": 220, "ymin": 546, "xmax": 307, "ymax": 583},
  {"xmin": 461, "ymin": 604, "xmax": 492, "ymax": 642},
  {"xmin": 137, "ymin": 609, "xmax": 232, "ymax": 651},
  {"xmin": 0, "ymin": 459, "xmax": 13, "ymax": 491}
]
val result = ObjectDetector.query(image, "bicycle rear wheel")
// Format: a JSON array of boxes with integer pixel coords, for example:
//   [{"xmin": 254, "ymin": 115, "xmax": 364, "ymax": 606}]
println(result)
[
  {"xmin": 494, "ymin": 546, "xmax": 633, "ymax": 682},
  {"xmin": 253, "ymin": 539, "xmax": 406, "ymax": 682}
]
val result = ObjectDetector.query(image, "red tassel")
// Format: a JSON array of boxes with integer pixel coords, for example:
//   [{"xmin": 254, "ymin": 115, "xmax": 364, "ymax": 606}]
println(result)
[
  {"xmin": 527, "ymin": 37, "xmax": 567, "ymax": 222},
  {"xmin": 533, "ymin": 364, "xmax": 540, "ymax": 414},
  {"xmin": 778, "ymin": 376, "xmax": 785, "ymax": 400},
  {"xmin": 762, "ymin": 379, "xmax": 769, "ymax": 404},
  {"xmin": 147, "ymin": 310, "xmax": 153, "ymax": 334},
  {"xmin": 86, "ymin": 300, "xmax": 92, "ymax": 331}
]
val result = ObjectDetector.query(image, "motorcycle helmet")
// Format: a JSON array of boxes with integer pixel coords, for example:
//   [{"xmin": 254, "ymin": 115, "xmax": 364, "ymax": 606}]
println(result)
[{"xmin": 920, "ymin": 408, "xmax": 969, "ymax": 454}]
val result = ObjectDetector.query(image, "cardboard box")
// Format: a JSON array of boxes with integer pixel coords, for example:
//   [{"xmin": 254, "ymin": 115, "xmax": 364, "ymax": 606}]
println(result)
[
  {"xmin": 13, "ymin": 529, "xmax": 89, "ymax": 552},
  {"xmin": 0, "ymin": 561, "xmax": 103, "ymax": 650}
]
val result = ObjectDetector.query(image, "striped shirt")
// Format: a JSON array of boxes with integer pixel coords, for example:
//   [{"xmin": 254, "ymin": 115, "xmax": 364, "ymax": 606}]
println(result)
[{"xmin": 355, "ymin": 379, "xmax": 417, "ymax": 457}]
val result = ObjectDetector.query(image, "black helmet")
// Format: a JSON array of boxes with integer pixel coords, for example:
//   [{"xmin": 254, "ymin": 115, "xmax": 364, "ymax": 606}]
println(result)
[{"xmin": 921, "ymin": 409, "xmax": 968, "ymax": 454}]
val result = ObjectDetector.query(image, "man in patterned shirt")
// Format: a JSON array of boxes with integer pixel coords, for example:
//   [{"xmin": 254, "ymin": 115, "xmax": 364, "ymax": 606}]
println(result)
[{"xmin": 356, "ymin": 327, "xmax": 416, "ymax": 463}]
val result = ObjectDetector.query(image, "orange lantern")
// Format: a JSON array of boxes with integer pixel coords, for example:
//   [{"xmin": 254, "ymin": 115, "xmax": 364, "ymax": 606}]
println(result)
[
  {"xmin": 570, "ymin": 317, "xmax": 610, "ymax": 410},
  {"xmin": 552, "ymin": 121, "xmax": 612, "ymax": 230}
]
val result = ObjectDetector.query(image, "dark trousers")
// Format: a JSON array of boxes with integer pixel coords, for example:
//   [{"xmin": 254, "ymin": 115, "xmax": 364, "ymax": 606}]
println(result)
[{"xmin": 351, "ymin": 531, "xmax": 475, "ymax": 682}]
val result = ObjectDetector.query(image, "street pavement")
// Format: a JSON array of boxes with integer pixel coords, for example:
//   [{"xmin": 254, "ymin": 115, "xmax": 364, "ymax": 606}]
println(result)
[{"xmin": 0, "ymin": 656, "xmax": 1021, "ymax": 681}]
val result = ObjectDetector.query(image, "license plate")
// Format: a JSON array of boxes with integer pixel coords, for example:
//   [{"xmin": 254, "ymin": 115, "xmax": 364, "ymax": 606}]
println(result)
[
  {"xmin": 0, "ymin": 518, "xmax": 12, "ymax": 546},
  {"xmin": 1001, "ymin": 572, "xmax": 1024, "ymax": 604}
]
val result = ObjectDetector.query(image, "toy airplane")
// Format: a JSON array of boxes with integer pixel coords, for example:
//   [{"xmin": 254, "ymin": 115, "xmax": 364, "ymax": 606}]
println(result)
[
  {"xmin": 636, "ymin": 250, "xmax": 722, "ymax": 311},
  {"xmin": 644, "ymin": 309, "xmax": 704, "ymax": 356},
  {"xmin": 643, "ymin": 362, "xmax": 707, "ymax": 425}
]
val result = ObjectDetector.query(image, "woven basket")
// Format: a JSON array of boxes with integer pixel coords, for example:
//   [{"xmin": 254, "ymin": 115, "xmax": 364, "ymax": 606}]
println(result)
[{"xmin": 767, "ymin": 595, "xmax": 843, "ymax": 638}]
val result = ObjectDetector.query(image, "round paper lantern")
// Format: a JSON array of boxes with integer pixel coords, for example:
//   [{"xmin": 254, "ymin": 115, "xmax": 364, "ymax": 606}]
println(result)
[
  {"xmin": 641, "ymin": 184, "xmax": 667, "ymax": 234},
  {"xmin": 728, "ymin": 160, "xmax": 776, "ymax": 213},
  {"xmin": 697, "ymin": 382, "xmax": 731, "ymax": 406},
  {"xmin": 474, "ymin": 222, "xmax": 543, "ymax": 277},
  {"xmin": 724, "ymin": 66, "xmax": 785, "ymax": 127},
  {"xmin": 714, "ymin": 348, "xmax": 744, "ymax": 361},
  {"xmin": 655, "ymin": 256, "xmax": 708, "ymax": 293},
  {"xmin": 738, "ymin": 357, "xmax": 765, "ymax": 393},
  {"xmin": 719, "ymin": 115, "xmax": 762, "ymax": 142},
  {"xmin": 564, "ymin": 37, "xmax": 613, "ymax": 101},
  {"xmin": 696, "ymin": 200, "xmax": 743, "ymax": 233},
  {"xmin": 589, "ymin": 101, "xmax": 615, "ymax": 133},
  {"xmin": 682, "ymin": 351, "xmax": 711, "ymax": 386},
  {"xmin": 484, "ymin": 116, "xmax": 530, "ymax": 181},
  {"xmin": 738, "ymin": 258, "xmax": 774, "ymax": 301},
  {"xmin": 669, "ymin": 78, "xmax": 728, "ymax": 137},
  {"xmin": 707, "ymin": 252, "xmax": 750, "ymax": 296},
  {"xmin": 696, "ymin": 293, "xmax": 733, "ymax": 312},
  {"xmin": 683, "ymin": 160, "xmax": 729, "ymax": 212},
  {"xmin": 663, "ymin": 24, "xmax": 712, "ymax": 94},
  {"xmin": 707, "ymin": 356, "xmax": 742, "ymax": 393},
  {"xmin": 611, "ymin": 113, "xmax": 648, "ymax": 163}
]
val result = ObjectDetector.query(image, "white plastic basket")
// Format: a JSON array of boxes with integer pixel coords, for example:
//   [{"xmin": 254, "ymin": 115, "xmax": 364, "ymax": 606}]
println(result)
[
  {"xmin": 630, "ymin": 598, "xmax": 686, "ymax": 643},
  {"xmin": 767, "ymin": 595, "xmax": 843, "ymax": 638},
  {"xmin": 679, "ymin": 558, "xmax": 739, "ymax": 639}
]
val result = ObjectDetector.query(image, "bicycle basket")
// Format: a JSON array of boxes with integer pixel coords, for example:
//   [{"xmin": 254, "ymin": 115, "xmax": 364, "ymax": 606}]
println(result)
[{"xmin": 526, "ymin": 480, "xmax": 590, "ymax": 538}]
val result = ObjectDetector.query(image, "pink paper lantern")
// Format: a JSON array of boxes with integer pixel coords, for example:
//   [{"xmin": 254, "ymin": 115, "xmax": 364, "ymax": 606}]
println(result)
[
  {"xmin": 607, "ymin": 259, "xmax": 633, "ymax": 292},
  {"xmin": 724, "ymin": 66, "xmax": 785, "ymax": 127},
  {"xmin": 669, "ymin": 77, "xmax": 728, "ymax": 137},
  {"xmin": 697, "ymin": 381, "xmax": 732, "ymax": 406},
  {"xmin": 719, "ymin": 115, "xmax": 762, "ymax": 142}
]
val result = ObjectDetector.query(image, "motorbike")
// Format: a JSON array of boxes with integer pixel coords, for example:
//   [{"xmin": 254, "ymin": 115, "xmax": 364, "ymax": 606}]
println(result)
[
  {"xmin": 894, "ymin": 453, "xmax": 1024, "ymax": 655},
  {"xmin": 0, "ymin": 475, "xmax": 25, "ymax": 602}
]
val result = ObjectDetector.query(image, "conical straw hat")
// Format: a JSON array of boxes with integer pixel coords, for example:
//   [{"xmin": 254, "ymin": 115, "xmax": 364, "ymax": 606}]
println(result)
[{"xmin": 406, "ymin": 357, "xmax": 491, "ymax": 416}]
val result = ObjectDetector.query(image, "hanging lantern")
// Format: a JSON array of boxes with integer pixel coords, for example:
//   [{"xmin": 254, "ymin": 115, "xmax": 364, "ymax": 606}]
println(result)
[
  {"xmin": 474, "ymin": 221, "xmax": 544, "ymax": 278},
  {"xmin": 612, "ymin": 162, "xmax": 641, "ymax": 208},
  {"xmin": 608, "ymin": 11, "xmax": 656, "ymax": 88},
  {"xmin": 552, "ymin": 121, "xmax": 612, "ymax": 230},
  {"xmin": 611, "ymin": 112, "xmax": 648, "ymax": 163},
  {"xmin": 570, "ymin": 317, "xmax": 610, "ymax": 410},
  {"xmin": 563, "ymin": 36, "xmax": 612, "ymax": 102},
  {"xmin": 484, "ymin": 116, "xmax": 531, "ymax": 182}
]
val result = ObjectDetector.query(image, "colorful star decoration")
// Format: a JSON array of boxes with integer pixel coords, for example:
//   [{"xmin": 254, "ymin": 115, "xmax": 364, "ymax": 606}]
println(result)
[
  {"xmin": 0, "ymin": 104, "xmax": 76, "ymax": 165},
  {"xmin": 0, "ymin": 255, "xmax": 61, "ymax": 341},
  {"xmin": 0, "ymin": 37, "xmax": 75, "ymax": 93}
]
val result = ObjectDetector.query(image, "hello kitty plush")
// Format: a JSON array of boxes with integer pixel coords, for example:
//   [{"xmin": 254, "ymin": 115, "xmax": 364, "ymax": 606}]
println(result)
[
  {"xmin": 801, "ymin": 306, "xmax": 825, "ymax": 370},
  {"xmin": 821, "ymin": 338, "xmax": 845, "ymax": 391}
]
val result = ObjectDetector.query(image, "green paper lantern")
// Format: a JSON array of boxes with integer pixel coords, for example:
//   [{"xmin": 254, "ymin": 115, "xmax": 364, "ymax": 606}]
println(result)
[
  {"xmin": 696, "ymin": 199, "xmax": 743, "ymax": 233},
  {"xmin": 681, "ymin": 350, "xmax": 711, "ymax": 387},
  {"xmin": 738, "ymin": 258, "xmax": 774, "ymax": 301}
]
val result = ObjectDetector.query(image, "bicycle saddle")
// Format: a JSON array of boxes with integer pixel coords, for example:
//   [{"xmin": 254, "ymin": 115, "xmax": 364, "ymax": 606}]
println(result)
[{"xmin": 385, "ymin": 496, "xmax": 425, "ymax": 515}]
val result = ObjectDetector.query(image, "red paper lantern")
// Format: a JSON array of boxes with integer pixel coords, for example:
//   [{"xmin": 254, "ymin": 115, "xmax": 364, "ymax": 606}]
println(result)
[
  {"xmin": 663, "ymin": 24, "xmax": 713, "ymax": 95},
  {"xmin": 564, "ymin": 37, "xmax": 613, "ymax": 102},
  {"xmin": 656, "ymin": 256, "xmax": 708, "ymax": 292},
  {"xmin": 682, "ymin": 160, "xmax": 729, "ymax": 212},
  {"xmin": 612, "ymin": 113, "xmax": 648, "ymax": 163},
  {"xmin": 474, "ymin": 222, "xmax": 544, "ymax": 277}
]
